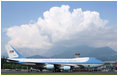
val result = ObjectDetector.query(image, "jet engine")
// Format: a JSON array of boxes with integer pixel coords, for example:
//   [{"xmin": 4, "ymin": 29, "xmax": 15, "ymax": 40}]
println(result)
[
  {"xmin": 60, "ymin": 66, "xmax": 71, "ymax": 70},
  {"xmin": 44, "ymin": 64, "xmax": 54, "ymax": 69}
]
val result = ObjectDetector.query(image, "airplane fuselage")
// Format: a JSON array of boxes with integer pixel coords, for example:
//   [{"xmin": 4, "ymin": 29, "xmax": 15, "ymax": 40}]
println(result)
[
  {"xmin": 6, "ymin": 45, "xmax": 104, "ymax": 71},
  {"xmin": 8, "ymin": 57, "xmax": 104, "ymax": 68}
]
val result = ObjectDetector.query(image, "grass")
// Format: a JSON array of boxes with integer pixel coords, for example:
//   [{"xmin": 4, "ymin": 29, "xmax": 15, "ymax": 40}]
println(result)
[{"xmin": 2, "ymin": 73, "xmax": 117, "ymax": 75}]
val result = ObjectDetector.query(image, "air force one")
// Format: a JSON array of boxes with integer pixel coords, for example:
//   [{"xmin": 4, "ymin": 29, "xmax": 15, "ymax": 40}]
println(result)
[{"xmin": 6, "ymin": 45, "xmax": 104, "ymax": 71}]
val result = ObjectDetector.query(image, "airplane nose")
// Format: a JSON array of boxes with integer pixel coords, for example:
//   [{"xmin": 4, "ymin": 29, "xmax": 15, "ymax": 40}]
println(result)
[
  {"xmin": 97, "ymin": 59, "xmax": 104, "ymax": 64},
  {"xmin": 87, "ymin": 57, "xmax": 104, "ymax": 64}
]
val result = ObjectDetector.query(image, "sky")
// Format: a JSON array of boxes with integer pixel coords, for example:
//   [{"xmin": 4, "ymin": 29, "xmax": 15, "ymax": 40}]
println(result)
[{"xmin": 1, "ymin": 1, "xmax": 117, "ymax": 57}]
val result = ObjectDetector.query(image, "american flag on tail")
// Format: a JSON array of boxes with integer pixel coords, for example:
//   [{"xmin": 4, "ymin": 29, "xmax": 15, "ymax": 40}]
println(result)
[{"xmin": 9, "ymin": 50, "xmax": 14, "ymax": 53}]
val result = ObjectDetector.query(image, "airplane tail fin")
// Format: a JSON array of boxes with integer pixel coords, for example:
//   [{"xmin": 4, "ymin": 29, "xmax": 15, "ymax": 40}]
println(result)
[{"xmin": 5, "ymin": 45, "xmax": 24, "ymax": 58}]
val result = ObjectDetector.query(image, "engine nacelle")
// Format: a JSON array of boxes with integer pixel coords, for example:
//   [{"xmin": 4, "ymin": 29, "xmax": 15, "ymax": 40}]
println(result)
[
  {"xmin": 44, "ymin": 64, "xmax": 54, "ymax": 69},
  {"xmin": 60, "ymin": 66, "xmax": 71, "ymax": 70}
]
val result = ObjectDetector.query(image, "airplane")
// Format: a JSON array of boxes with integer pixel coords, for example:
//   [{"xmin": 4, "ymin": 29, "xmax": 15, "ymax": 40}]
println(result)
[{"xmin": 5, "ymin": 45, "xmax": 104, "ymax": 72}]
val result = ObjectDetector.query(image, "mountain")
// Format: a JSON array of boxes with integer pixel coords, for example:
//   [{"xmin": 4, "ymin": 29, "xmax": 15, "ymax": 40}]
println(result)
[
  {"xmin": 29, "ymin": 45, "xmax": 117, "ymax": 61},
  {"xmin": 27, "ymin": 55, "xmax": 47, "ymax": 58},
  {"xmin": 51, "ymin": 45, "xmax": 117, "ymax": 61}
]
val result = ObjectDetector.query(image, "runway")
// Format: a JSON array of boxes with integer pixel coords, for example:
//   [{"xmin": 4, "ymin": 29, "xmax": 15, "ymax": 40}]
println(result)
[{"xmin": 1, "ymin": 70, "xmax": 117, "ymax": 75}]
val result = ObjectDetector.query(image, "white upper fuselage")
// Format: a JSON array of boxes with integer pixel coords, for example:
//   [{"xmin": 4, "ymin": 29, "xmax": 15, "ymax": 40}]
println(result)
[{"xmin": 9, "ymin": 57, "xmax": 89, "ymax": 63}]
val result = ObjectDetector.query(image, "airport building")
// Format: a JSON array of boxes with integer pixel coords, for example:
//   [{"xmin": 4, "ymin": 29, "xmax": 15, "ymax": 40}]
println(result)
[{"xmin": 101, "ymin": 61, "xmax": 117, "ymax": 72}]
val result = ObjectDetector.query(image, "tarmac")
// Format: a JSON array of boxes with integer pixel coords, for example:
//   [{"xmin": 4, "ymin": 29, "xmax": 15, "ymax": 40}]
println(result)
[{"xmin": 1, "ymin": 70, "xmax": 117, "ymax": 75}]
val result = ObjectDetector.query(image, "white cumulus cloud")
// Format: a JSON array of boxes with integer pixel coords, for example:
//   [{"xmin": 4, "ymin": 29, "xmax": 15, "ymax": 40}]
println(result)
[{"xmin": 6, "ymin": 5, "xmax": 116, "ymax": 51}]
